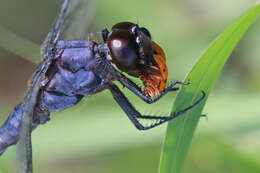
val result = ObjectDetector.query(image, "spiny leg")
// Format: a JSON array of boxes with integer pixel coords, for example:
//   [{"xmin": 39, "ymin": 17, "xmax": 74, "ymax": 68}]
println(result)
[
  {"xmin": 99, "ymin": 55, "xmax": 188, "ymax": 104},
  {"xmin": 135, "ymin": 92, "xmax": 206, "ymax": 121},
  {"xmin": 108, "ymin": 83, "xmax": 205, "ymax": 130},
  {"xmin": 114, "ymin": 71, "xmax": 188, "ymax": 104},
  {"xmin": 98, "ymin": 56, "xmax": 187, "ymax": 104}
]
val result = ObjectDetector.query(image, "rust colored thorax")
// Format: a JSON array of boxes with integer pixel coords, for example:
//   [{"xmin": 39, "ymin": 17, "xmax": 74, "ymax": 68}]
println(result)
[{"xmin": 141, "ymin": 42, "xmax": 168, "ymax": 98}]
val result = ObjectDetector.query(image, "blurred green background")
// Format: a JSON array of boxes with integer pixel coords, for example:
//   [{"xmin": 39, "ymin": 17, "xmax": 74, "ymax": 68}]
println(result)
[{"xmin": 0, "ymin": 0, "xmax": 260, "ymax": 172}]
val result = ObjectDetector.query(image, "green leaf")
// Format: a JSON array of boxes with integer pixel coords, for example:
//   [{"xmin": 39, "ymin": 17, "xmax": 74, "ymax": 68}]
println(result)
[{"xmin": 159, "ymin": 4, "xmax": 260, "ymax": 173}]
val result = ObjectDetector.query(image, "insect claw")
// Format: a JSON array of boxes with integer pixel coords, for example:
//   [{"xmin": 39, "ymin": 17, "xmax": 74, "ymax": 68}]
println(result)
[
  {"xmin": 186, "ymin": 79, "xmax": 192, "ymax": 85},
  {"xmin": 169, "ymin": 87, "xmax": 179, "ymax": 91},
  {"xmin": 183, "ymin": 82, "xmax": 190, "ymax": 85},
  {"xmin": 200, "ymin": 113, "xmax": 208, "ymax": 120},
  {"xmin": 176, "ymin": 80, "xmax": 190, "ymax": 85},
  {"xmin": 200, "ymin": 114, "xmax": 207, "ymax": 117}
]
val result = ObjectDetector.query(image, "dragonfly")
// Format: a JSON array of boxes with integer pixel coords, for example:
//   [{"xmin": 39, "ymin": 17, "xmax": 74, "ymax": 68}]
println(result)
[{"xmin": 0, "ymin": 0, "xmax": 205, "ymax": 158}]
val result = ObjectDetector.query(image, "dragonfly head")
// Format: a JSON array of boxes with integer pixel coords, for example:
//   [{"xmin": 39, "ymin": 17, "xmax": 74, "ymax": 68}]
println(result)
[{"xmin": 106, "ymin": 22, "xmax": 168, "ymax": 98}]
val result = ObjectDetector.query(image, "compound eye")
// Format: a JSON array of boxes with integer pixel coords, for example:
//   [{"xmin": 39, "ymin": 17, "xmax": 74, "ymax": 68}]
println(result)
[
  {"xmin": 107, "ymin": 30, "xmax": 139, "ymax": 72},
  {"xmin": 139, "ymin": 27, "xmax": 151, "ymax": 38},
  {"xmin": 112, "ymin": 22, "xmax": 136, "ymax": 31}
]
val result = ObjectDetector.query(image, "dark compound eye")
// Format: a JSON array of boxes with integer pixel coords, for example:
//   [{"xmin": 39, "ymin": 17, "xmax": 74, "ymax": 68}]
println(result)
[
  {"xmin": 108, "ymin": 22, "xmax": 153, "ymax": 73},
  {"xmin": 107, "ymin": 30, "xmax": 139, "ymax": 72},
  {"xmin": 139, "ymin": 27, "xmax": 151, "ymax": 38}
]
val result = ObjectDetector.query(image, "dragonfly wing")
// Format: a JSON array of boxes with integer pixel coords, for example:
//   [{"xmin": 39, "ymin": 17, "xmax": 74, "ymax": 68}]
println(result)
[
  {"xmin": 40, "ymin": 0, "xmax": 71, "ymax": 60},
  {"xmin": 62, "ymin": 0, "xmax": 95, "ymax": 40}
]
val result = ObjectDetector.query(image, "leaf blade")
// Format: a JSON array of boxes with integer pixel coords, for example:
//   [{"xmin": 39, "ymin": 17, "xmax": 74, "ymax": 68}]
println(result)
[{"xmin": 159, "ymin": 4, "xmax": 260, "ymax": 173}]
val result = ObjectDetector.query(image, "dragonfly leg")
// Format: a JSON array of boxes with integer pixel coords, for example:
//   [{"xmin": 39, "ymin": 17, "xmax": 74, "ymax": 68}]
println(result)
[
  {"xmin": 108, "ymin": 83, "xmax": 205, "ymax": 130},
  {"xmin": 100, "ymin": 55, "xmax": 187, "ymax": 104},
  {"xmin": 117, "ymin": 73, "xmax": 189, "ymax": 104}
]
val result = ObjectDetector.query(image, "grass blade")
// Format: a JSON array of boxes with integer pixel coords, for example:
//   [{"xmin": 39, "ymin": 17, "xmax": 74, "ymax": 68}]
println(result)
[
  {"xmin": 0, "ymin": 25, "xmax": 40, "ymax": 64},
  {"xmin": 159, "ymin": 4, "xmax": 260, "ymax": 173}
]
